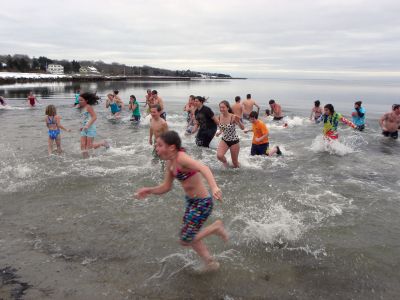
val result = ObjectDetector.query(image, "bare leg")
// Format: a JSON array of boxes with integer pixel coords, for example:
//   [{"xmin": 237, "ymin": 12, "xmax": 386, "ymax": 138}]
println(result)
[
  {"xmin": 229, "ymin": 142, "xmax": 240, "ymax": 168},
  {"xmin": 48, "ymin": 138, "xmax": 53, "ymax": 155},
  {"xmin": 216, "ymin": 140, "xmax": 229, "ymax": 168},
  {"xmin": 268, "ymin": 146, "xmax": 282, "ymax": 156},
  {"xmin": 55, "ymin": 136, "xmax": 62, "ymax": 154},
  {"xmin": 190, "ymin": 240, "xmax": 213, "ymax": 264},
  {"xmin": 92, "ymin": 140, "xmax": 109, "ymax": 149},
  {"xmin": 193, "ymin": 220, "xmax": 228, "ymax": 243},
  {"xmin": 81, "ymin": 136, "xmax": 89, "ymax": 158}
]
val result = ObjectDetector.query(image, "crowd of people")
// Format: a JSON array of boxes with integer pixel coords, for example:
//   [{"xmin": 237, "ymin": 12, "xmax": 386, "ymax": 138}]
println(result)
[{"xmin": 1, "ymin": 89, "xmax": 399, "ymax": 272}]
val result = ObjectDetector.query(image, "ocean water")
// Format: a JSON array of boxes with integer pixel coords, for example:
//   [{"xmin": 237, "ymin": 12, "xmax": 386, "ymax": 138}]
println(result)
[{"xmin": 0, "ymin": 79, "xmax": 399, "ymax": 299}]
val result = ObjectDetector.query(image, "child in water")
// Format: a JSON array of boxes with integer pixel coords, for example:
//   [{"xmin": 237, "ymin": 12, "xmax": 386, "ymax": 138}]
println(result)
[
  {"xmin": 129, "ymin": 95, "xmax": 141, "ymax": 123},
  {"xmin": 310, "ymin": 100, "xmax": 323, "ymax": 123},
  {"xmin": 105, "ymin": 93, "xmax": 124, "ymax": 118},
  {"xmin": 135, "ymin": 131, "xmax": 228, "ymax": 271},
  {"xmin": 321, "ymin": 104, "xmax": 356, "ymax": 140},
  {"xmin": 79, "ymin": 92, "xmax": 109, "ymax": 158},
  {"xmin": 45, "ymin": 105, "xmax": 71, "ymax": 155},
  {"xmin": 27, "ymin": 91, "xmax": 39, "ymax": 107}
]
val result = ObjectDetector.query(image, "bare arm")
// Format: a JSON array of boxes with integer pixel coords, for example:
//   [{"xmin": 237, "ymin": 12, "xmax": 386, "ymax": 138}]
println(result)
[
  {"xmin": 135, "ymin": 164, "xmax": 174, "ymax": 198},
  {"xmin": 254, "ymin": 102, "xmax": 260, "ymax": 112},
  {"xmin": 379, "ymin": 114, "xmax": 388, "ymax": 129},
  {"xmin": 56, "ymin": 116, "xmax": 70, "ymax": 132},
  {"xmin": 234, "ymin": 115, "xmax": 245, "ymax": 130},
  {"xmin": 149, "ymin": 124, "xmax": 153, "ymax": 145}
]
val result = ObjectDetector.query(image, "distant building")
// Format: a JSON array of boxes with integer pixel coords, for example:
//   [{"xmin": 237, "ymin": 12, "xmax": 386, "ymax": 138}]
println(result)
[
  {"xmin": 1, "ymin": 62, "xmax": 7, "ymax": 68},
  {"xmin": 47, "ymin": 64, "xmax": 64, "ymax": 74},
  {"xmin": 79, "ymin": 66, "xmax": 100, "ymax": 74}
]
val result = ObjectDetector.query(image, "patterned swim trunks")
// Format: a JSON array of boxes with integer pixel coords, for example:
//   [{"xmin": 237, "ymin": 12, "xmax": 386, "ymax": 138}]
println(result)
[{"xmin": 180, "ymin": 196, "xmax": 213, "ymax": 242}]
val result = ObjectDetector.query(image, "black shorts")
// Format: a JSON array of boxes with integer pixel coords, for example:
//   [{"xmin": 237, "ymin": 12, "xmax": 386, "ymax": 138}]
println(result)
[
  {"xmin": 222, "ymin": 139, "xmax": 239, "ymax": 147},
  {"xmin": 251, "ymin": 143, "xmax": 269, "ymax": 155},
  {"xmin": 160, "ymin": 112, "xmax": 166, "ymax": 121},
  {"xmin": 382, "ymin": 130, "xmax": 398, "ymax": 139},
  {"xmin": 196, "ymin": 128, "xmax": 217, "ymax": 148},
  {"xmin": 130, "ymin": 115, "xmax": 140, "ymax": 122},
  {"xmin": 273, "ymin": 116, "xmax": 284, "ymax": 121}
]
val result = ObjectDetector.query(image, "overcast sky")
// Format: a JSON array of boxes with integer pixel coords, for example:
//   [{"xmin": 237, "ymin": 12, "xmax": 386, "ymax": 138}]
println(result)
[{"xmin": 1, "ymin": 0, "xmax": 400, "ymax": 78}]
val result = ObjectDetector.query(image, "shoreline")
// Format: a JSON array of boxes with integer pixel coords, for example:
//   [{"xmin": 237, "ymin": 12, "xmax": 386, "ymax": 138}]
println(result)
[{"xmin": 0, "ymin": 72, "xmax": 246, "ymax": 85}]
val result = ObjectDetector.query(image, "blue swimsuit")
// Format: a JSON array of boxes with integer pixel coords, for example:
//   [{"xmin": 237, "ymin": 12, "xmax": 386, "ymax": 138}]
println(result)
[
  {"xmin": 110, "ymin": 101, "xmax": 121, "ymax": 114},
  {"xmin": 47, "ymin": 116, "xmax": 60, "ymax": 140},
  {"xmin": 81, "ymin": 110, "xmax": 97, "ymax": 137}
]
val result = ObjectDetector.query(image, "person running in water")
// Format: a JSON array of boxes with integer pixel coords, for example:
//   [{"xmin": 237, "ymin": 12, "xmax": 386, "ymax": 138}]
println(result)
[
  {"xmin": 244, "ymin": 111, "xmax": 282, "ymax": 156},
  {"xmin": 351, "ymin": 101, "xmax": 366, "ymax": 131},
  {"xmin": 105, "ymin": 93, "xmax": 124, "ymax": 118},
  {"xmin": 73, "ymin": 89, "xmax": 80, "ymax": 107},
  {"xmin": 27, "ymin": 91, "xmax": 39, "ymax": 107},
  {"xmin": 129, "ymin": 95, "xmax": 141, "ymax": 123},
  {"xmin": 190, "ymin": 96, "xmax": 219, "ymax": 148},
  {"xmin": 45, "ymin": 105, "xmax": 71, "ymax": 155},
  {"xmin": 79, "ymin": 92, "xmax": 110, "ymax": 158},
  {"xmin": 151, "ymin": 90, "xmax": 166, "ymax": 120},
  {"xmin": 149, "ymin": 104, "xmax": 169, "ymax": 156},
  {"xmin": 144, "ymin": 89, "xmax": 153, "ymax": 115},
  {"xmin": 0, "ymin": 96, "xmax": 7, "ymax": 106},
  {"xmin": 310, "ymin": 100, "xmax": 323, "ymax": 123},
  {"xmin": 135, "ymin": 130, "xmax": 228, "ymax": 272},
  {"xmin": 379, "ymin": 104, "xmax": 400, "ymax": 139},
  {"xmin": 216, "ymin": 100, "xmax": 244, "ymax": 168},
  {"xmin": 269, "ymin": 99, "xmax": 284, "ymax": 121},
  {"xmin": 321, "ymin": 104, "xmax": 356, "ymax": 140},
  {"xmin": 184, "ymin": 95, "xmax": 196, "ymax": 134}
]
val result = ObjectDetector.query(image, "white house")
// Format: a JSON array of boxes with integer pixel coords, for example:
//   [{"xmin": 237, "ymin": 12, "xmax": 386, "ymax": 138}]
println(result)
[
  {"xmin": 79, "ymin": 66, "xmax": 100, "ymax": 74},
  {"xmin": 47, "ymin": 64, "xmax": 64, "ymax": 74}
]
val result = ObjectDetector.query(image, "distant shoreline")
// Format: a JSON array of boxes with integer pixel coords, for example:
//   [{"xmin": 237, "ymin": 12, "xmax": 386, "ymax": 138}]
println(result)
[{"xmin": 0, "ymin": 72, "xmax": 246, "ymax": 85}]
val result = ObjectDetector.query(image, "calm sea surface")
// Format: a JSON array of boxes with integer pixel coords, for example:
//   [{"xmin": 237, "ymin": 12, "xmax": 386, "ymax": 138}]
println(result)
[{"xmin": 0, "ymin": 78, "xmax": 399, "ymax": 299}]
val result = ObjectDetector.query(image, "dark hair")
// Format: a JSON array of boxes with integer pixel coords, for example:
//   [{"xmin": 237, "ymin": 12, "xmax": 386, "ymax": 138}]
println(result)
[
  {"xmin": 159, "ymin": 131, "xmax": 181, "ymax": 151},
  {"xmin": 195, "ymin": 96, "xmax": 207, "ymax": 103},
  {"xmin": 314, "ymin": 100, "xmax": 320, "ymax": 107},
  {"xmin": 80, "ymin": 92, "xmax": 99, "ymax": 105},
  {"xmin": 269, "ymin": 99, "xmax": 275, "ymax": 105},
  {"xmin": 151, "ymin": 90, "xmax": 158, "ymax": 95},
  {"xmin": 355, "ymin": 101, "xmax": 362, "ymax": 106},
  {"xmin": 246, "ymin": 94, "xmax": 251, "ymax": 99},
  {"xmin": 113, "ymin": 90, "xmax": 119, "ymax": 95},
  {"xmin": 130, "ymin": 95, "xmax": 136, "ymax": 100},
  {"xmin": 249, "ymin": 111, "xmax": 258, "ymax": 119},
  {"xmin": 324, "ymin": 104, "xmax": 335, "ymax": 114},
  {"xmin": 151, "ymin": 104, "xmax": 162, "ymax": 112},
  {"xmin": 235, "ymin": 96, "xmax": 241, "ymax": 102},
  {"xmin": 393, "ymin": 104, "xmax": 400, "ymax": 110},
  {"xmin": 189, "ymin": 95, "xmax": 195, "ymax": 100},
  {"xmin": 265, "ymin": 109, "xmax": 270, "ymax": 116},
  {"xmin": 219, "ymin": 100, "xmax": 233, "ymax": 113}
]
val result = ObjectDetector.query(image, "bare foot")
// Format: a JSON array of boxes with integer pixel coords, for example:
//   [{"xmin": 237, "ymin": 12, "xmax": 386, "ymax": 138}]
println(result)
[
  {"xmin": 200, "ymin": 260, "xmax": 220, "ymax": 273},
  {"xmin": 215, "ymin": 220, "xmax": 229, "ymax": 242}
]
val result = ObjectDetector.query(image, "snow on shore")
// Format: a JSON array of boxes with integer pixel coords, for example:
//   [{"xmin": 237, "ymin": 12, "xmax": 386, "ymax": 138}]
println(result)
[{"xmin": 0, "ymin": 72, "xmax": 70, "ymax": 79}]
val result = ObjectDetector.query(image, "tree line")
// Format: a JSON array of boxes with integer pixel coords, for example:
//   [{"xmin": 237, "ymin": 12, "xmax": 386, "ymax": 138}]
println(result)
[{"xmin": 0, "ymin": 54, "xmax": 232, "ymax": 78}]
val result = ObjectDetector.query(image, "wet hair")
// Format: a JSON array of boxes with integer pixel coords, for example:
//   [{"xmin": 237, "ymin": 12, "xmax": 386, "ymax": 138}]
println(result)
[
  {"xmin": 246, "ymin": 94, "xmax": 251, "ymax": 99},
  {"xmin": 324, "ymin": 104, "xmax": 335, "ymax": 114},
  {"xmin": 150, "ymin": 104, "xmax": 162, "ymax": 112},
  {"xmin": 269, "ymin": 99, "xmax": 275, "ymax": 105},
  {"xmin": 151, "ymin": 90, "xmax": 158, "ymax": 95},
  {"xmin": 113, "ymin": 90, "xmax": 119, "ymax": 95},
  {"xmin": 80, "ymin": 92, "xmax": 99, "ymax": 105},
  {"xmin": 355, "ymin": 101, "xmax": 362, "ymax": 106},
  {"xmin": 393, "ymin": 104, "xmax": 400, "ymax": 110},
  {"xmin": 265, "ymin": 109, "xmax": 270, "ymax": 116},
  {"xmin": 45, "ymin": 104, "xmax": 57, "ymax": 116},
  {"xmin": 314, "ymin": 100, "xmax": 320, "ymax": 107},
  {"xmin": 159, "ymin": 130, "xmax": 182, "ymax": 151},
  {"xmin": 235, "ymin": 96, "xmax": 241, "ymax": 102},
  {"xmin": 219, "ymin": 100, "xmax": 233, "ymax": 113},
  {"xmin": 249, "ymin": 111, "xmax": 258, "ymax": 119},
  {"xmin": 195, "ymin": 96, "xmax": 207, "ymax": 103},
  {"xmin": 130, "ymin": 95, "xmax": 136, "ymax": 100}
]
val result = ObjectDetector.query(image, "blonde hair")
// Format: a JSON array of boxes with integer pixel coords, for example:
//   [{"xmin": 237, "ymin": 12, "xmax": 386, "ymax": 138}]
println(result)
[{"xmin": 45, "ymin": 105, "xmax": 57, "ymax": 116}]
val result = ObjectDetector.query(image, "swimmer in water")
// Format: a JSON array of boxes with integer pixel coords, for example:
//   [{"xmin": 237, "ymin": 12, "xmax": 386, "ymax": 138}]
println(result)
[
  {"xmin": 105, "ymin": 93, "xmax": 124, "ymax": 118},
  {"xmin": 135, "ymin": 130, "xmax": 228, "ymax": 272},
  {"xmin": 27, "ymin": 91, "xmax": 39, "ymax": 107},
  {"xmin": 310, "ymin": 100, "xmax": 323, "ymax": 124},
  {"xmin": 79, "ymin": 92, "xmax": 110, "ymax": 158},
  {"xmin": 379, "ymin": 104, "xmax": 400, "ymax": 139},
  {"xmin": 129, "ymin": 95, "xmax": 141, "ymax": 123},
  {"xmin": 320, "ymin": 104, "xmax": 356, "ymax": 140},
  {"xmin": 45, "ymin": 105, "xmax": 71, "ymax": 155},
  {"xmin": 244, "ymin": 111, "xmax": 282, "ymax": 156}
]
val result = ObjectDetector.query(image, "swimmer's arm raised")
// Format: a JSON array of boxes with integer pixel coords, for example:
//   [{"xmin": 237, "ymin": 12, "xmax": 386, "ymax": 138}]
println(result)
[{"xmin": 135, "ymin": 167, "xmax": 174, "ymax": 199}]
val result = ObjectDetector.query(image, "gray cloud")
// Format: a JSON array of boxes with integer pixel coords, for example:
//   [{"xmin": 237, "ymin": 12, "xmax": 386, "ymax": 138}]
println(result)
[{"xmin": 1, "ymin": 0, "xmax": 400, "ymax": 78}]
